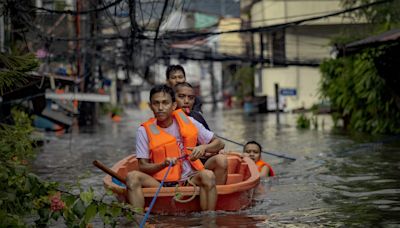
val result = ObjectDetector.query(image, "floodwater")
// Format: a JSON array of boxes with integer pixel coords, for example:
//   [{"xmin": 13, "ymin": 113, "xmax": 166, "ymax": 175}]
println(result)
[{"xmin": 33, "ymin": 107, "xmax": 400, "ymax": 227}]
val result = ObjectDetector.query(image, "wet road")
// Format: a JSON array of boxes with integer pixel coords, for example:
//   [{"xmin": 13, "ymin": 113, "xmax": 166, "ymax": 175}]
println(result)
[{"xmin": 33, "ymin": 107, "xmax": 400, "ymax": 227}]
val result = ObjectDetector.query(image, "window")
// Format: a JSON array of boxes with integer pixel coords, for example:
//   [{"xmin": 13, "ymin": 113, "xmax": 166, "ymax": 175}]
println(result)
[{"xmin": 269, "ymin": 29, "xmax": 286, "ymax": 66}]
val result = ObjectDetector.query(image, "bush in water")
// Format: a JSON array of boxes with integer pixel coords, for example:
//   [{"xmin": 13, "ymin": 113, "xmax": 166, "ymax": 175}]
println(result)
[
  {"xmin": 319, "ymin": 45, "xmax": 400, "ymax": 134},
  {"xmin": 0, "ymin": 109, "xmax": 139, "ymax": 227}
]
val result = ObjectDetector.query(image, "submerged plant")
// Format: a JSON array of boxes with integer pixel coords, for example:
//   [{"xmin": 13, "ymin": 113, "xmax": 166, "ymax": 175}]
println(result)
[{"xmin": 296, "ymin": 114, "xmax": 311, "ymax": 129}]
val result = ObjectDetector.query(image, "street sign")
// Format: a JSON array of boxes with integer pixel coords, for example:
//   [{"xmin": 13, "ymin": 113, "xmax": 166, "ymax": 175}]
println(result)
[{"xmin": 280, "ymin": 88, "xmax": 297, "ymax": 96}]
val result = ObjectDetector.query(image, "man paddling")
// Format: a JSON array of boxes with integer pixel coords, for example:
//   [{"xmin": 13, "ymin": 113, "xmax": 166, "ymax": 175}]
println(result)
[
  {"xmin": 174, "ymin": 82, "xmax": 228, "ymax": 185},
  {"xmin": 126, "ymin": 85, "xmax": 224, "ymax": 211}
]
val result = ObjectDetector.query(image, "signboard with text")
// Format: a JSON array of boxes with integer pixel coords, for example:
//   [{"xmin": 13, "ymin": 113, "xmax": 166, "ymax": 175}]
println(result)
[{"xmin": 280, "ymin": 88, "xmax": 297, "ymax": 96}]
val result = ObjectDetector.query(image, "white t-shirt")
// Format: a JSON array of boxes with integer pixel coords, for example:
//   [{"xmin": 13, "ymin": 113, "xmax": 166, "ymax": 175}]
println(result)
[{"xmin": 136, "ymin": 117, "xmax": 214, "ymax": 180}]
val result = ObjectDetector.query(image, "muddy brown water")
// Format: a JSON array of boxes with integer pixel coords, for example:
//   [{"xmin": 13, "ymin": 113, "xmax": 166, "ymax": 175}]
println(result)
[{"xmin": 33, "ymin": 108, "xmax": 400, "ymax": 227}]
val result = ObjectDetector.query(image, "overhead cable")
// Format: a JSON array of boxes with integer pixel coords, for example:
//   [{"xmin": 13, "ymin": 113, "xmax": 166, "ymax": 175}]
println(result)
[
  {"xmin": 153, "ymin": 0, "xmax": 170, "ymax": 53},
  {"xmin": 161, "ymin": 0, "xmax": 393, "ymax": 39},
  {"xmin": 26, "ymin": 0, "xmax": 124, "ymax": 15}
]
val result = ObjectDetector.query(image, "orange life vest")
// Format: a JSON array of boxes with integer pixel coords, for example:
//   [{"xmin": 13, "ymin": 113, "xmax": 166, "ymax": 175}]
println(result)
[
  {"xmin": 141, "ymin": 109, "xmax": 205, "ymax": 182},
  {"xmin": 255, "ymin": 160, "xmax": 275, "ymax": 177}
]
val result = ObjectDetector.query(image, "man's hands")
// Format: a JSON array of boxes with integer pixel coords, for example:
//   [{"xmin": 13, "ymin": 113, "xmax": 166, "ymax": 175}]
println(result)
[
  {"xmin": 161, "ymin": 145, "xmax": 209, "ymax": 165},
  {"xmin": 187, "ymin": 145, "xmax": 206, "ymax": 161},
  {"xmin": 163, "ymin": 157, "xmax": 177, "ymax": 167}
]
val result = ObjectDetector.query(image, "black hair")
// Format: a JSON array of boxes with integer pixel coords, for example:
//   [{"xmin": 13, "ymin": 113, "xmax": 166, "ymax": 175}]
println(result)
[
  {"xmin": 166, "ymin": 65, "xmax": 186, "ymax": 79},
  {"xmin": 174, "ymin": 82, "xmax": 193, "ymax": 91},
  {"xmin": 244, "ymin": 140, "xmax": 262, "ymax": 152},
  {"xmin": 149, "ymin": 84, "xmax": 175, "ymax": 102}
]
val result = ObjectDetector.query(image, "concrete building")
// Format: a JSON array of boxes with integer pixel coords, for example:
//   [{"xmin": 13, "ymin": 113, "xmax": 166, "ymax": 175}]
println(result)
[
  {"xmin": 241, "ymin": 0, "xmax": 369, "ymax": 111},
  {"xmin": 217, "ymin": 18, "xmax": 245, "ymax": 56}
]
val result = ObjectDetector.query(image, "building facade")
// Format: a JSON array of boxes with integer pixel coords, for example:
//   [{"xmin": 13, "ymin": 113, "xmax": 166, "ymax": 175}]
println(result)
[{"xmin": 242, "ymin": 0, "xmax": 369, "ymax": 111}]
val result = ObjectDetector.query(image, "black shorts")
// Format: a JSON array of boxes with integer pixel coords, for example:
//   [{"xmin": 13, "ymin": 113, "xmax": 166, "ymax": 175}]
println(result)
[
  {"xmin": 163, "ymin": 181, "xmax": 181, "ymax": 187},
  {"xmin": 200, "ymin": 156, "xmax": 211, "ymax": 164}
]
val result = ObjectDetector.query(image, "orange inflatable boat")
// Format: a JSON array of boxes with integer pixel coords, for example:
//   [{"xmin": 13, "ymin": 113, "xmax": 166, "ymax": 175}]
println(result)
[{"xmin": 102, "ymin": 154, "xmax": 260, "ymax": 215}]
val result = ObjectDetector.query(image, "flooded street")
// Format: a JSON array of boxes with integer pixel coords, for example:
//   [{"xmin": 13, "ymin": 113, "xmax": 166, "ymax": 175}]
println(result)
[{"xmin": 33, "ymin": 107, "xmax": 400, "ymax": 227}]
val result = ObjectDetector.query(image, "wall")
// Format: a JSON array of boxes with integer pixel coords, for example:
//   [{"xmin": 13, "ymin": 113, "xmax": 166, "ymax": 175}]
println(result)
[
  {"xmin": 248, "ymin": 0, "xmax": 369, "ymax": 110},
  {"xmin": 217, "ymin": 18, "xmax": 244, "ymax": 56},
  {"xmin": 250, "ymin": 0, "xmax": 366, "ymax": 27},
  {"xmin": 256, "ymin": 66, "xmax": 321, "ymax": 109}
]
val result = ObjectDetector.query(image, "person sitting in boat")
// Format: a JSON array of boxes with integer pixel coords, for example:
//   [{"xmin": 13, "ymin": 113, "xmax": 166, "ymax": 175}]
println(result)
[
  {"xmin": 166, "ymin": 64, "xmax": 203, "ymax": 113},
  {"xmin": 243, "ymin": 141, "xmax": 275, "ymax": 178},
  {"xmin": 126, "ymin": 85, "xmax": 225, "ymax": 212},
  {"xmin": 174, "ymin": 82, "xmax": 228, "ymax": 185}
]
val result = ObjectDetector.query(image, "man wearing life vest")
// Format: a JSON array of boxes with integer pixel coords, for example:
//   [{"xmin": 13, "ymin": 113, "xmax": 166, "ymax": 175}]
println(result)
[
  {"xmin": 174, "ymin": 82, "xmax": 228, "ymax": 185},
  {"xmin": 126, "ymin": 85, "xmax": 225, "ymax": 211},
  {"xmin": 243, "ymin": 141, "xmax": 275, "ymax": 178}
]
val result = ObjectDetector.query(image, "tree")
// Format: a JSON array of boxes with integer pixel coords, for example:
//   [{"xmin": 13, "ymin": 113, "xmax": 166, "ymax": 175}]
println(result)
[
  {"xmin": 232, "ymin": 66, "xmax": 255, "ymax": 100},
  {"xmin": 319, "ymin": 44, "xmax": 400, "ymax": 134},
  {"xmin": 0, "ymin": 52, "xmax": 39, "ymax": 95},
  {"xmin": 341, "ymin": 0, "xmax": 400, "ymax": 32}
]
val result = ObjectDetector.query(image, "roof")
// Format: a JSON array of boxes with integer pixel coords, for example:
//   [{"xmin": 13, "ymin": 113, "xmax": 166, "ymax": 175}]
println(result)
[{"xmin": 346, "ymin": 28, "xmax": 400, "ymax": 49}]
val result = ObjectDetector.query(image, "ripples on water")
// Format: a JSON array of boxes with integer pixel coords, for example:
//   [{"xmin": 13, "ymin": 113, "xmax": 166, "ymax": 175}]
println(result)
[{"xmin": 33, "ymin": 108, "xmax": 400, "ymax": 227}]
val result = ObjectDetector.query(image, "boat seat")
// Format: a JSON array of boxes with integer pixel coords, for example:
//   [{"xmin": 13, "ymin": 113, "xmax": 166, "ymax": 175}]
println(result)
[
  {"xmin": 225, "ymin": 173, "xmax": 244, "ymax": 185},
  {"xmin": 117, "ymin": 161, "xmax": 139, "ymax": 178},
  {"xmin": 117, "ymin": 166, "xmax": 128, "ymax": 178},
  {"xmin": 238, "ymin": 162, "xmax": 250, "ymax": 179},
  {"xmin": 227, "ymin": 156, "xmax": 241, "ymax": 174}
]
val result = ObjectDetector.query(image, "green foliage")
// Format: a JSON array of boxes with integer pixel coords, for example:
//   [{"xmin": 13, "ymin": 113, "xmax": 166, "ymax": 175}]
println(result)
[
  {"xmin": 0, "ymin": 109, "xmax": 34, "ymax": 161},
  {"xmin": 54, "ymin": 1, "xmax": 67, "ymax": 11},
  {"xmin": 296, "ymin": 114, "xmax": 311, "ymax": 129},
  {"xmin": 0, "ymin": 109, "xmax": 57, "ymax": 226},
  {"xmin": 233, "ymin": 66, "xmax": 255, "ymax": 100},
  {"xmin": 341, "ymin": 0, "xmax": 400, "ymax": 31},
  {"xmin": 1, "ymin": 4, "xmax": 139, "ymax": 226},
  {"xmin": 100, "ymin": 103, "xmax": 124, "ymax": 116},
  {"xmin": 0, "ymin": 110, "xmax": 139, "ymax": 227},
  {"xmin": 0, "ymin": 52, "xmax": 39, "ymax": 95},
  {"xmin": 111, "ymin": 106, "xmax": 123, "ymax": 116},
  {"xmin": 329, "ymin": 31, "xmax": 373, "ymax": 47},
  {"xmin": 319, "ymin": 45, "xmax": 400, "ymax": 134}
]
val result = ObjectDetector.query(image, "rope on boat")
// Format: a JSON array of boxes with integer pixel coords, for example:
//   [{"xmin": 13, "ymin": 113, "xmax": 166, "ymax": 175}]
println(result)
[
  {"xmin": 139, "ymin": 154, "xmax": 188, "ymax": 228},
  {"xmin": 216, "ymin": 134, "xmax": 296, "ymax": 161},
  {"xmin": 173, "ymin": 177, "xmax": 198, "ymax": 203},
  {"xmin": 139, "ymin": 162, "xmax": 173, "ymax": 228}
]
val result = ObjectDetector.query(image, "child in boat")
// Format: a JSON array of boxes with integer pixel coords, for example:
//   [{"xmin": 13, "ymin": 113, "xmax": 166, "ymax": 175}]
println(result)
[
  {"xmin": 174, "ymin": 82, "xmax": 228, "ymax": 185},
  {"xmin": 126, "ymin": 85, "xmax": 224, "ymax": 212},
  {"xmin": 243, "ymin": 141, "xmax": 275, "ymax": 178}
]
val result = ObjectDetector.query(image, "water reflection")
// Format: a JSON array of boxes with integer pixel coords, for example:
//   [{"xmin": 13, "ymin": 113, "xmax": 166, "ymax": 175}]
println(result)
[
  {"xmin": 322, "ymin": 139, "xmax": 400, "ymax": 226},
  {"xmin": 32, "ymin": 108, "xmax": 400, "ymax": 227},
  {"xmin": 150, "ymin": 213, "xmax": 268, "ymax": 228}
]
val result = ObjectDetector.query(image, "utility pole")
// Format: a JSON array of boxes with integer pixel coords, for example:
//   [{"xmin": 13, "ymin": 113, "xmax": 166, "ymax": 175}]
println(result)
[
  {"xmin": 127, "ymin": 0, "xmax": 136, "ymax": 83},
  {"xmin": 75, "ymin": 0, "xmax": 81, "ymax": 79},
  {"xmin": 209, "ymin": 44, "xmax": 217, "ymax": 110},
  {"xmin": 274, "ymin": 83, "xmax": 280, "ymax": 125},
  {"xmin": 79, "ymin": 0, "xmax": 100, "ymax": 125},
  {"xmin": 73, "ymin": 0, "xmax": 81, "ymax": 120}
]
